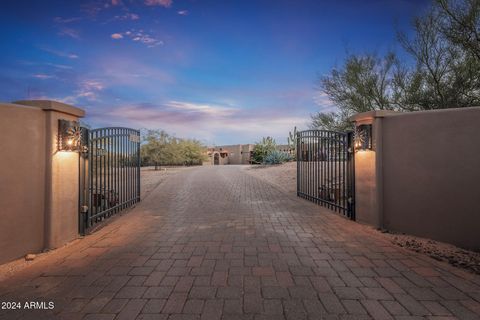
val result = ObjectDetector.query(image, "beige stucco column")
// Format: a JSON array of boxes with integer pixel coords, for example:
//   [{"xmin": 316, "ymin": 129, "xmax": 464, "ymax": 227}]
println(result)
[
  {"xmin": 349, "ymin": 110, "xmax": 398, "ymax": 228},
  {"xmin": 15, "ymin": 100, "xmax": 85, "ymax": 250}
]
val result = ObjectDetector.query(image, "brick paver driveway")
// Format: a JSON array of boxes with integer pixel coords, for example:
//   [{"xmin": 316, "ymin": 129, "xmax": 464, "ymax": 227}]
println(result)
[{"xmin": 1, "ymin": 166, "xmax": 480, "ymax": 320}]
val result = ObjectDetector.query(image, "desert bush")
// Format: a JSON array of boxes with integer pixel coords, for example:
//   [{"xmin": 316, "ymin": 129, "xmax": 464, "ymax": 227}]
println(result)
[
  {"xmin": 264, "ymin": 150, "xmax": 291, "ymax": 165},
  {"xmin": 252, "ymin": 136, "xmax": 277, "ymax": 164},
  {"xmin": 141, "ymin": 129, "xmax": 207, "ymax": 169}
]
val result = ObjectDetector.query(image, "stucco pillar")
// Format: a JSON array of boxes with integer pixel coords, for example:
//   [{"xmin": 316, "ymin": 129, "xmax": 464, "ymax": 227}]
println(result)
[
  {"xmin": 14, "ymin": 100, "xmax": 85, "ymax": 250},
  {"xmin": 349, "ymin": 110, "xmax": 398, "ymax": 228}
]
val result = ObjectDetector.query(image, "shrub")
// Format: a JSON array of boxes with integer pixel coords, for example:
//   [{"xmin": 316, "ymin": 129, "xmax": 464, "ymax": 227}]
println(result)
[
  {"xmin": 252, "ymin": 136, "xmax": 277, "ymax": 164},
  {"xmin": 263, "ymin": 150, "xmax": 291, "ymax": 165}
]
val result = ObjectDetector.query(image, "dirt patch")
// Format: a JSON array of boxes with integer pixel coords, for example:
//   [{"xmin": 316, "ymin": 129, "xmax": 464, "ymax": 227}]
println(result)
[
  {"xmin": 243, "ymin": 162, "xmax": 297, "ymax": 194},
  {"xmin": 384, "ymin": 232, "xmax": 480, "ymax": 274}
]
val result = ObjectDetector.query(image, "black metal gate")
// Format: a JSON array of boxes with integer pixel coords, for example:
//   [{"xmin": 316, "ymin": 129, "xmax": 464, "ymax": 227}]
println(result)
[
  {"xmin": 79, "ymin": 127, "xmax": 141, "ymax": 234},
  {"xmin": 296, "ymin": 130, "xmax": 355, "ymax": 219}
]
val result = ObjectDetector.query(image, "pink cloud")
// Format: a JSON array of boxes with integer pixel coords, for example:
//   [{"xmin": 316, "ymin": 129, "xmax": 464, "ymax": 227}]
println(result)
[
  {"xmin": 145, "ymin": 0, "xmax": 172, "ymax": 7},
  {"xmin": 113, "ymin": 29, "xmax": 163, "ymax": 47},
  {"xmin": 87, "ymin": 100, "xmax": 309, "ymax": 144},
  {"xmin": 33, "ymin": 74, "xmax": 54, "ymax": 80},
  {"xmin": 111, "ymin": 33, "xmax": 124, "ymax": 39}
]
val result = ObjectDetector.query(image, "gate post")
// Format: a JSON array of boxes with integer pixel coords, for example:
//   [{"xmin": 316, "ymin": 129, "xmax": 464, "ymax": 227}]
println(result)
[
  {"xmin": 349, "ymin": 110, "xmax": 398, "ymax": 228},
  {"xmin": 14, "ymin": 100, "xmax": 85, "ymax": 250}
]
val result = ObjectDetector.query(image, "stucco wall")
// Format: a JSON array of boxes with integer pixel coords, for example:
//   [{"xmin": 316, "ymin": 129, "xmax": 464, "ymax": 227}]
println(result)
[
  {"xmin": 354, "ymin": 150, "xmax": 377, "ymax": 226},
  {"xmin": 48, "ymin": 113, "xmax": 81, "ymax": 248},
  {"xmin": 0, "ymin": 103, "xmax": 46, "ymax": 264},
  {"xmin": 208, "ymin": 144, "xmax": 254, "ymax": 165},
  {"xmin": 0, "ymin": 101, "xmax": 84, "ymax": 264},
  {"xmin": 221, "ymin": 145, "xmax": 243, "ymax": 164},
  {"xmin": 381, "ymin": 108, "xmax": 480, "ymax": 250}
]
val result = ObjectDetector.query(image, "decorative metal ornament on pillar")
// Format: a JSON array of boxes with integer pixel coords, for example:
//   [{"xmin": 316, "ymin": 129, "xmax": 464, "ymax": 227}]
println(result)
[
  {"xmin": 58, "ymin": 119, "xmax": 82, "ymax": 151},
  {"xmin": 354, "ymin": 124, "xmax": 372, "ymax": 151}
]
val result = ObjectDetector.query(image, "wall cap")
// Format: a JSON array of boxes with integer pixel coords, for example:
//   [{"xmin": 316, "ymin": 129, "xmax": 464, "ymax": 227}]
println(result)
[
  {"xmin": 349, "ymin": 110, "xmax": 400, "ymax": 122},
  {"xmin": 13, "ymin": 100, "xmax": 85, "ymax": 117},
  {"xmin": 350, "ymin": 107, "xmax": 480, "ymax": 123}
]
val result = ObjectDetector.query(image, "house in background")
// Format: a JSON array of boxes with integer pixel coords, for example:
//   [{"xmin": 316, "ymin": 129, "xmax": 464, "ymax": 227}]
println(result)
[
  {"xmin": 205, "ymin": 144, "xmax": 255, "ymax": 165},
  {"xmin": 205, "ymin": 144, "xmax": 295, "ymax": 165}
]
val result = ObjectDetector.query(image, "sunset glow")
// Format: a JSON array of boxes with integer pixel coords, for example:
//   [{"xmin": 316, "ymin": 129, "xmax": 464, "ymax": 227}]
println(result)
[{"xmin": 0, "ymin": 0, "xmax": 428, "ymax": 144}]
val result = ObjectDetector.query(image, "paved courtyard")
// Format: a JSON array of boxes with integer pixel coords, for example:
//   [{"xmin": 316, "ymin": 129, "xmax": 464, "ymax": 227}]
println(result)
[{"xmin": 1, "ymin": 166, "xmax": 479, "ymax": 320}]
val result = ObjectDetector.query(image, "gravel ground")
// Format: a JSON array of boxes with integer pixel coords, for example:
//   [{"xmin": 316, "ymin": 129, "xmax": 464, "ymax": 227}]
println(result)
[
  {"xmin": 245, "ymin": 161, "xmax": 480, "ymax": 275},
  {"xmin": 387, "ymin": 233, "xmax": 480, "ymax": 274},
  {"xmin": 243, "ymin": 161, "xmax": 297, "ymax": 194}
]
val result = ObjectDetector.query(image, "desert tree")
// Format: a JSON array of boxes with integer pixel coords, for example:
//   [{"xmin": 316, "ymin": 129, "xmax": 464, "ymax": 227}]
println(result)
[
  {"xmin": 141, "ymin": 129, "xmax": 206, "ymax": 168},
  {"xmin": 311, "ymin": 52, "xmax": 401, "ymax": 130},
  {"xmin": 437, "ymin": 0, "xmax": 480, "ymax": 60},
  {"xmin": 311, "ymin": 0, "xmax": 480, "ymax": 130}
]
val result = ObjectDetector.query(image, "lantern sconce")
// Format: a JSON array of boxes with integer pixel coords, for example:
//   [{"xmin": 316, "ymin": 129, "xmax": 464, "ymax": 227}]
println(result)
[
  {"xmin": 58, "ymin": 119, "xmax": 82, "ymax": 152},
  {"xmin": 354, "ymin": 124, "xmax": 372, "ymax": 151}
]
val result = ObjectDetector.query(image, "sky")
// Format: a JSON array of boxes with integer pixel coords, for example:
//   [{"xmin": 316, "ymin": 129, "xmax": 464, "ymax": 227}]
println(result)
[{"xmin": 0, "ymin": 0, "xmax": 430, "ymax": 145}]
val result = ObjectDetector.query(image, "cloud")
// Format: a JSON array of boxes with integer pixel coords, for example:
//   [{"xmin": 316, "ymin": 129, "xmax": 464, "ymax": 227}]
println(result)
[
  {"xmin": 112, "ymin": 29, "xmax": 163, "ymax": 47},
  {"xmin": 177, "ymin": 10, "xmax": 188, "ymax": 16},
  {"xmin": 313, "ymin": 91, "xmax": 337, "ymax": 112},
  {"xmin": 97, "ymin": 55, "xmax": 175, "ymax": 87},
  {"xmin": 145, "ymin": 0, "xmax": 172, "ymax": 7},
  {"xmin": 59, "ymin": 27, "xmax": 80, "ymax": 39},
  {"xmin": 33, "ymin": 74, "xmax": 54, "ymax": 80},
  {"xmin": 45, "ymin": 62, "xmax": 73, "ymax": 70},
  {"xmin": 114, "ymin": 13, "xmax": 140, "ymax": 20},
  {"xmin": 53, "ymin": 79, "xmax": 105, "ymax": 105},
  {"xmin": 165, "ymin": 101, "xmax": 237, "ymax": 116},
  {"xmin": 111, "ymin": 33, "xmax": 124, "ymax": 39},
  {"xmin": 88, "ymin": 100, "xmax": 308, "ymax": 144},
  {"xmin": 53, "ymin": 16, "xmax": 82, "ymax": 23},
  {"xmin": 41, "ymin": 47, "xmax": 79, "ymax": 59},
  {"xmin": 73, "ymin": 80, "xmax": 105, "ymax": 102},
  {"xmin": 82, "ymin": 80, "xmax": 105, "ymax": 91},
  {"xmin": 132, "ymin": 34, "xmax": 163, "ymax": 47}
]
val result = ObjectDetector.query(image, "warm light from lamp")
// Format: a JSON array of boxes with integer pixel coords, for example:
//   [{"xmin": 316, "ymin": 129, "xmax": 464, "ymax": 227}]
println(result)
[
  {"xmin": 58, "ymin": 119, "xmax": 82, "ymax": 152},
  {"xmin": 354, "ymin": 124, "xmax": 372, "ymax": 151}
]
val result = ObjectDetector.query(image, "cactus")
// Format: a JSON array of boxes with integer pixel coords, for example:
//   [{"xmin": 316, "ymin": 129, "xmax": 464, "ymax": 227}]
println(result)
[{"xmin": 287, "ymin": 126, "xmax": 298, "ymax": 159}]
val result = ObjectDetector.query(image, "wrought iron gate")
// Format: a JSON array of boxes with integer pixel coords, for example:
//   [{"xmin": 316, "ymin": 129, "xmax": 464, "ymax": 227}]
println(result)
[
  {"xmin": 296, "ymin": 130, "xmax": 355, "ymax": 219},
  {"xmin": 79, "ymin": 127, "xmax": 141, "ymax": 234}
]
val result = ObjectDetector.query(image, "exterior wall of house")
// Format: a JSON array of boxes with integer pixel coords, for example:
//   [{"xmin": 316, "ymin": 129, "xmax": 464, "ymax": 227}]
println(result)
[
  {"xmin": 351, "ymin": 107, "xmax": 480, "ymax": 250},
  {"xmin": 207, "ymin": 144, "xmax": 255, "ymax": 165},
  {"xmin": 206, "ymin": 144, "xmax": 294, "ymax": 165}
]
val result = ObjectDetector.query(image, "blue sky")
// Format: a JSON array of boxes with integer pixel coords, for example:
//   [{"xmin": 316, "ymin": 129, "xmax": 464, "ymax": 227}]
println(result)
[{"xmin": 0, "ymin": 0, "xmax": 429, "ymax": 145}]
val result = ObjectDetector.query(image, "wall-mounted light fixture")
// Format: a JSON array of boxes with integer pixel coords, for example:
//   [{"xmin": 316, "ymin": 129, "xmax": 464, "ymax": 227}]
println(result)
[
  {"xmin": 354, "ymin": 124, "xmax": 372, "ymax": 151},
  {"xmin": 58, "ymin": 119, "xmax": 82, "ymax": 152}
]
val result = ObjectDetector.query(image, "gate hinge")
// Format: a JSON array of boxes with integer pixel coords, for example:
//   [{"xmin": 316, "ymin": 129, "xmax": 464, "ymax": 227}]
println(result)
[{"xmin": 80, "ymin": 205, "xmax": 89, "ymax": 213}]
